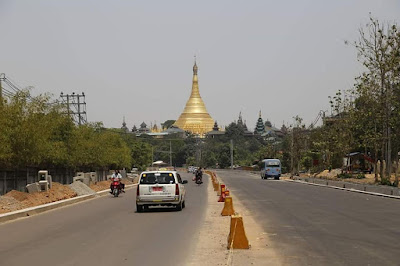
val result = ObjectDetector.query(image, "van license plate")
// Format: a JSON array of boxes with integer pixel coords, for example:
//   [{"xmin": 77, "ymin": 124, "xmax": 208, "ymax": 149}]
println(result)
[{"xmin": 152, "ymin": 187, "xmax": 163, "ymax": 192}]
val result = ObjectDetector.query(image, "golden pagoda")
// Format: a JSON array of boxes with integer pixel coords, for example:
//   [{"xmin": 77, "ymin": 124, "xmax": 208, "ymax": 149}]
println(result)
[{"xmin": 174, "ymin": 60, "xmax": 214, "ymax": 136}]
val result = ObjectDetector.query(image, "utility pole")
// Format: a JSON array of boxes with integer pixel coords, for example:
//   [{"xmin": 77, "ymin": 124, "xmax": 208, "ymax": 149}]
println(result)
[
  {"xmin": 151, "ymin": 146, "xmax": 154, "ymax": 164},
  {"xmin": 291, "ymin": 126, "xmax": 294, "ymax": 177},
  {"xmin": 77, "ymin": 93, "xmax": 81, "ymax": 125},
  {"xmin": 386, "ymin": 84, "xmax": 392, "ymax": 178},
  {"xmin": 169, "ymin": 141, "xmax": 172, "ymax": 166},
  {"xmin": 0, "ymin": 75, "xmax": 2, "ymax": 103},
  {"xmin": 60, "ymin": 92, "xmax": 87, "ymax": 125},
  {"xmin": 230, "ymin": 139, "xmax": 234, "ymax": 169}
]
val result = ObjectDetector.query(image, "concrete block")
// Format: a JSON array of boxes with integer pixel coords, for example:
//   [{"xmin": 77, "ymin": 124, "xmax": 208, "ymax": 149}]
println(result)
[
  {"xmin": 73, "ymin": 176, "xmax": 84, "ymax": 183},
  {"xmin": 69, "ymin": 181, "xmax": 95, "ymax": 196},
  {"xmin": 26, "ymin": 183, "xmax": 40, "ymax": 193},
  {"xmin": 82, "ymin": 177, "xmax": 91, "ymax": 187},
  {"xmin": 90, "ymin": 172, "xmax": 97, "ymax": 183},
  {"xmin": 76, "ymin": 172, "xmax": 84, "ymax": 177},
  {"xmin": 47, "ymin": 175, "xmax": 53, "ymax": 189},
  {"xmin": 39, "ymin": 180, "xmax": 49, "ymax": 192},
  {"xmin": 121, "ymin": 169, "xmax": 127, "ymax": 179}
]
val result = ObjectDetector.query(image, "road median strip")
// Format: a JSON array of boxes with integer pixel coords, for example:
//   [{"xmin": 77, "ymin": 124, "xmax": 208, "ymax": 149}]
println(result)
[
  {"xmin": 206, "ymin": 171, "xmax": 250, "ymax": 250},
  {"xmin": 0, "ymin": 183, "xmax": 137, "ymax": 224}
]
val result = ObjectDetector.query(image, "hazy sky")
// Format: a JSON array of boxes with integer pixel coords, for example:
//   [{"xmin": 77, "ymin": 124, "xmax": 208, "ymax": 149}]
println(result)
[{"xmin": 1, "ymin": 1, "xmax": 399, "ymax": 130}]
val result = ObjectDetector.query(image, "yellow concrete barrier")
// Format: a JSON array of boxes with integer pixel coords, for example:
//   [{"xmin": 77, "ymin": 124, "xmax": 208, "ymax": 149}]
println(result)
[
  {"xmin": 214, "ymin": 181, "xmax": 219, "ymax": 191},
  {"xmin": 221, "ymin": 196, "xmax": 235, "ymax": 216},
  {"xmin": 227, "ymin": 214, "xmax": 250, "ymax": 249},
  {"xmin": 217, "ymin": 183, "xmax": 222, "ymax": 196}
]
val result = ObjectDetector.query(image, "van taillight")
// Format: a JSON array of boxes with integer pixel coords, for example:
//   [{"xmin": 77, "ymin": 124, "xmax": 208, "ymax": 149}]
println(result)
[
  {"xmin": 137, "ymin": 185, "xmax": 140, "ymax": 196},
  {"xmin": 175, "ymin": 184, "xmax": 179, "ymax": 195}
]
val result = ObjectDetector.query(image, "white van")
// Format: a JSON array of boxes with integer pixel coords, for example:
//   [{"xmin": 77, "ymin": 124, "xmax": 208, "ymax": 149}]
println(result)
[{"xmin": 136, "ymin": 171, "xmax": 188, "ymax": 212}]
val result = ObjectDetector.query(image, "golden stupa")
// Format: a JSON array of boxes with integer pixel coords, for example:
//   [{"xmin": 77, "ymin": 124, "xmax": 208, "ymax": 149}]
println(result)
[{"xmin": 174, "ymin": 60, "xmax": 214, "ymax": 136}]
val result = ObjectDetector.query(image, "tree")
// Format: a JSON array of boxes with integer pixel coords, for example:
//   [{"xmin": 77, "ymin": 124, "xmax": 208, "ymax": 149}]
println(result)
[{"xmin": 353, "ymin": 15, "xmax": 400, "ymax": 180}]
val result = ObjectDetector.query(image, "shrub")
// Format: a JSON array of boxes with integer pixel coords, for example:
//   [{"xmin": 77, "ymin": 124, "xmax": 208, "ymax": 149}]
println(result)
[
  {"xmin": 379, "ymin": 178, "xmax": 392, "ymax": 186},
  {"xmin": 356, "ymin": 173, "xmax": 365, "ymax": 179},
  {"xmin": 337, "ymin": 172, "xmax": 352, "ymax": 179}
]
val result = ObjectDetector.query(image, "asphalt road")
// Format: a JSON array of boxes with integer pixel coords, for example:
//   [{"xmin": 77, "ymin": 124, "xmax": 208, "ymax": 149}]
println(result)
[
  {"xmin": 216, "ymin": 170, "xmax": 400, "ymax": 266},
  {"xmin": 0, "ymin": 172, "xmax": 207, "ymax": 266}
]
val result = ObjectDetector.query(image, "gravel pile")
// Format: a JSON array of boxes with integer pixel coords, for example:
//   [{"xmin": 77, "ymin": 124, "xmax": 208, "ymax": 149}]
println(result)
[{"xmin": 69, "ymin": 181, "xmax": 96, "ymax": 196}]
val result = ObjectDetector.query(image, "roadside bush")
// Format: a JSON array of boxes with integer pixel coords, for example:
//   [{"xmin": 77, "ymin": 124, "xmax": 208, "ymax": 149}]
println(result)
[
  {"xmin": 355, "ymin": 173, "xmax": 365, "ymax": 179},
  {"xmin": 379, "ymin": 178, "xmax": 392, "ymax": 186},
  {"xmin": 337, "ymin": 172, "xmax": 352, "ymax": 179}
]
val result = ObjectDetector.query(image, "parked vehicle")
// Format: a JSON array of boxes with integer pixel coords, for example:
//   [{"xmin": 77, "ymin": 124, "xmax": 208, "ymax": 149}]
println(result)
[
  {"xmin": 111, "ymin": 179, "xmax": 121, "ymax": 197},
  {"xmin": 260, "ymin": 159, "xmax": 281, "ymax": 180},
  {"xmin": 187, "ymin": 166, "xmax": 194, "ymax": 173},
  {"xmin": 136, "ymin": 171, "xmax": 188, "ymax": 212}
]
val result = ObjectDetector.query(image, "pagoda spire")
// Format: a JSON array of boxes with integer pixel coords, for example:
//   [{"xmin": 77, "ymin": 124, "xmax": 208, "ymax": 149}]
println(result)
[
  {"xmin": 255, "ymin": 111, "xmax": 265, "ymax": 134},
  {"xmin": 237, "ymin": 111, "xmax": 243, "ymax": 126},
  {"xmin": 174, "ymin": 59, "xmax": 214, "ymax": 136}
]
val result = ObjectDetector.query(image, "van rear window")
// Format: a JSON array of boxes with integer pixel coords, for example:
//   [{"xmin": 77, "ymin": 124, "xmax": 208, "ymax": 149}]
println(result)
[
  {"xmin": 266, "ymin": 161, "xmax": 280, "ymax": 166},
  {"xmin": 140, "ymin": 173, "xmax": 175, "ymax": 184}
]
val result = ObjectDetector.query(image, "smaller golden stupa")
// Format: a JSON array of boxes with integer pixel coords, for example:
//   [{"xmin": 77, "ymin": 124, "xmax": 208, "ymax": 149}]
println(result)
[{"xmin": 174, "ymin": 60, "xmax": 214, "ymax": 136}]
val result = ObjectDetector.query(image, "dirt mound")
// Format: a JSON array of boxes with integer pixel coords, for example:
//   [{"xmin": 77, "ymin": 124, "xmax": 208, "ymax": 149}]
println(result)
[
  {"xmin": 90, "ymin": 180, "xmax": 111, "ymax": 192},
  {"xmin": 0, "ymin": 182, "xmax": 77, "ymax": 214},
  {"xmin": 4, "ymin": 190, "xmax": 29, "ymax": 202},
  {"xmin": 0, "ymin": 196, "xmax": 28, "ymax": 214}
]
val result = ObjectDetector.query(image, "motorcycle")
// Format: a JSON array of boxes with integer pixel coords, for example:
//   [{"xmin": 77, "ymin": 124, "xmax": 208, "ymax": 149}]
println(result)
[
  {"xmin": 111, "ymin": 179, "xmax": 121, "ymax": 197},
  {"xmin": 195, "ymin": 175, "xmax": 203, "ymax": 185}
]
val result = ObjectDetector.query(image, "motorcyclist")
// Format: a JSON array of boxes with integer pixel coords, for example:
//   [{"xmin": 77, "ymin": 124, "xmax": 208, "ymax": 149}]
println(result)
[
  {"xmin": 110, "ymin": 170, "xmax": 125, "ymax": 193},
  {"xmin": 195, "ymin": 167, "xmax": 203, "ymax": 184}
]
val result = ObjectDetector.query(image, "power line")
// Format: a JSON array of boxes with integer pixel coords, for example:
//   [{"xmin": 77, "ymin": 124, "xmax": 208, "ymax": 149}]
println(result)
[{"xmin": 0, "ymin": 73, "xmax": 34, "ymax": 100}]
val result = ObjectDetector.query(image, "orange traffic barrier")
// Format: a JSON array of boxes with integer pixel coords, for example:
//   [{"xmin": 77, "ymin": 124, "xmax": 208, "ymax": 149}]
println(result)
[
  {"xmin": 214, "ymin": 181, "xmax": 219, "ymax": 191},
  {"xmin": 227, "ymin": 214, "xmax": 250, "ymax": 249},
  {"xmin": 217, "ymin": 183, "xmax": 222, "ymax": 196},
  {"xmin": 218, "ymin": 185, "xmax": 226, "ymax": 202},
  {"xmin": 221, "ymin": 196, "xmax": 235, "ymax": 216}
]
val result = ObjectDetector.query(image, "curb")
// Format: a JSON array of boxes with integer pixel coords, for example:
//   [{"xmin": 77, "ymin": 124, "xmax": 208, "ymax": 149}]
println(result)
[
  {"xmin": 0, "ymin": 183, "xmax": 138, "ymax": 224},
  {"xmin": 285, "ymin": 179, "xmax": 400, "ymax": 200}
]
